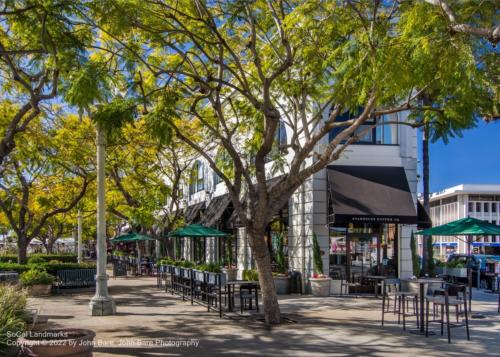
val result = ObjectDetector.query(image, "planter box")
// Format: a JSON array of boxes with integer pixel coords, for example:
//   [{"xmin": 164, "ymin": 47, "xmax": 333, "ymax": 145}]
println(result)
[
  {"xmin": 193, "ymin": 270, "xmax": 205, "ymax": 282},
  {"xmin": 310, "ymin": 278, "xmax": 331, "ymax": 297},
  {"xmin": 222, "ymin": 268, "xmax": 237, "ymax": 282},
  {"xmin": 182, "ymin": 269, "xmax": 191, "ymax": 279},
  {"xmin": 19, "ymin": 328, "xmax": 95, "ymax": 357},
  {"xmin": 27, "ymin": 284, "xmax": 52, "ymax": 297},
  {"xmin": 273, "ymin": 276, "xmax": 290, "ymax": 294},
  {"xmin": 330, "ymin": 279, "xmax": 343, "ymax": 295}
]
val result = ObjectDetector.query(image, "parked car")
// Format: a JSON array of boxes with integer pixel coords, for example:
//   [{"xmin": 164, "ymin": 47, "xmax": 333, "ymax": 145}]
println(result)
[{"xmin": 446, "ymin": 254, "xmax": 500, "ymax": 289}]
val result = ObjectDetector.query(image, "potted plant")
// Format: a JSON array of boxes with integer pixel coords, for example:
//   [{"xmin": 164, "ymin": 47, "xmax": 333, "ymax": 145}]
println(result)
[
  {"xmin": 309, "ymin": 233, "xmax": 331, "ymax": 297},
  {"xmin": 222, "ymin": 265, "xmax": 237, "ymax": 282},
  {"xmin": 20, "ymin": 269, "xmax": 54, "ymax": 296},
  {"xmin": 272, "ymin": 232, "xmax": 290, "ymax": 294}
]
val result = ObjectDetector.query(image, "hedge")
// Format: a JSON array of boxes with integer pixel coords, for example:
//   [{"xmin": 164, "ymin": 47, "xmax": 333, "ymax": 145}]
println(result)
[
  {"xmin": 0, "ymin": 262, "xmax": 96, "ymax": 275},
  {"xmin": 0, "ymin": 254, "xmax": 78, "ymax": 263}
]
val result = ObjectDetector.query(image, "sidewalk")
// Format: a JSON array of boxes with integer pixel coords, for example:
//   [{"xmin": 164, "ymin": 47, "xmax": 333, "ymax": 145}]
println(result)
[{"xmin": 29, "ymin": 275, "xmax": 500, "ymax": 356}]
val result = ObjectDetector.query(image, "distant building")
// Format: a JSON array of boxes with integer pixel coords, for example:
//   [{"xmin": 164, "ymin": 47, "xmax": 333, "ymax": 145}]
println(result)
[{"xmin": 428, "ymin": 184, "xmax": 500, "ymax": 259}]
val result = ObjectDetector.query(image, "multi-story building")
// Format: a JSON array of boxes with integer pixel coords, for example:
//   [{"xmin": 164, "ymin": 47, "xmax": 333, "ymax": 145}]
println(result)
[
  {"xmin": 429, "ymin": 184, "xmax": 500, "ymax": 259},
  {"xmin": 175, "ymin": 110, "xmax": 421, "ymax": 292}
]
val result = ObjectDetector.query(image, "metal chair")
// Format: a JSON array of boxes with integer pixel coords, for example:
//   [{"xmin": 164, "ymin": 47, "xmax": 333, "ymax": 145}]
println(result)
[
  {"xmin": 239, "ymin": 283, "xmax": 259, "ymax": 314},
  {"xmin": 340, "ymin": 272, "xmax": 361, "ymax": 295},
  {"xmin": 425, "ymin": 283, "xmax": 470, "ymax": 343}
]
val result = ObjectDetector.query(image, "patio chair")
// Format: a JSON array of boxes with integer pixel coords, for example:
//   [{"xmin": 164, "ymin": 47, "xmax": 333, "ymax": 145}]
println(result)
[
  {"xmin": 239, "ymin": 283, "xmax": 259, "ymax": 314},
  {"xmin": 398, "ymin": 280, "xmax": 420, "ymax": 331},
  {"xmin": 425, "ymin": 283, "xmax": 470, "ymax": 343},
  {"xmin": 340, "ymin": 272, "xmax": 362, "ymax": 296},
  {"xmin": 381, "ymin": 278, "xmax": 401, "ymax": 326}
]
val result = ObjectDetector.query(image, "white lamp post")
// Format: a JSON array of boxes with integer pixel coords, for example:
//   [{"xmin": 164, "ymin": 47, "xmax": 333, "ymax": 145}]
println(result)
[{"xmin": 89, "ymin": 123, "xmax": 116, "ymax": 315}]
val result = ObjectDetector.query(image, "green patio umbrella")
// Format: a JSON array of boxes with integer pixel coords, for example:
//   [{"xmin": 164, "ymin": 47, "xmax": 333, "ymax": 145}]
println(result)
[
  {"xmin": 416, "ymin": 217, "xmax": 500, "ymax": 236},
  {"xmin": 415, "ymin": 217, "xmax": 500, "ymax": 312},
  {"xmin": 111, "ymin": 232, "xmax": 155, "ymax": 243},
  {"xmin": 167, "ymin": 224, "xmax": 228, "ymax": 237},
  {"xmin": 167, "ymin": 224, "xmax": 228, "ymax": 262}
]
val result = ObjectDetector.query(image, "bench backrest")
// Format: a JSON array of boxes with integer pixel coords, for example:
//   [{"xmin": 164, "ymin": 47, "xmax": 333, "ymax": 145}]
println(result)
[{"xmin": 56, "ymin": 269, "xmax": 96, "ymax": 286}]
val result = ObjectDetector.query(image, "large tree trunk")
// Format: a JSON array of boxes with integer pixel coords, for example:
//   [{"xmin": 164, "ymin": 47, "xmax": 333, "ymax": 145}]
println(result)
[
  {"xmin": 17, "ymin": 235, "xmax": 28, "ymax": 264},
  {"xmin": 47, "ymin": 240, "xmax": 55, "ymax": 254},
  {"xmin": 247, "ymin": 226, "xmax": 281, "ymax": 325}
]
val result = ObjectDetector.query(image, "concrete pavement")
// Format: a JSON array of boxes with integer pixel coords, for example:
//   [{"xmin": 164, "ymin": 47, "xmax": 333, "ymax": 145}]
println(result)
[{"xmin": 29, "ymin": 275, "xmax": 500, "ymax": 356}]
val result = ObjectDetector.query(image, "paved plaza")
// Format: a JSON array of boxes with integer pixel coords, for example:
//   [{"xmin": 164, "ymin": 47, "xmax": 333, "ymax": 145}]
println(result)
[{"xmin": 29, "ymin": 275, "xmax": 500, "ymax": 357}]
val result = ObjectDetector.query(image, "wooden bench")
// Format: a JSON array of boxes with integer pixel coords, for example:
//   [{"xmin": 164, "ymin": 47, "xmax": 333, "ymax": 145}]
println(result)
[{"xmin": 55, "ymin": 269, "xmax": 96, "ymax": 293}]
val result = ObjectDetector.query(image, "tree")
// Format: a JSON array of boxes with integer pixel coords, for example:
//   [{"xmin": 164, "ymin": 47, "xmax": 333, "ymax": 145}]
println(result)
[
  {"xmin": 0, "ymin": 114, "xmax": 94, "ymax": 263},
  {"xmin": 90, "ymin": 1, "xmax": 497, "ymax": 324},
  {"xmin": 106, "ymin": 119, "xmax": 195, "ymax": 248},
  {"xmin": 0, "ymin": 1, "xmax": 92, "ymax": 166}
]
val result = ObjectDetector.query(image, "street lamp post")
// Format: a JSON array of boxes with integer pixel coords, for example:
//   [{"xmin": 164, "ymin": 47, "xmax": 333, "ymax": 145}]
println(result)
[
  {"xmin": 89, "ymin": 123, "xmax": 116, "ymax": 315},
  {"xmin": 77, "ymin": 209, "xmax": 83, "ymax": 264}
]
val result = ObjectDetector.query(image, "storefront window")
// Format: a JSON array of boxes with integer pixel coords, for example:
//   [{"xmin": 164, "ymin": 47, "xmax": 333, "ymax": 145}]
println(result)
[{"xmin": 329, "ymin": 223, "xmax": 398, "ymax": 284}]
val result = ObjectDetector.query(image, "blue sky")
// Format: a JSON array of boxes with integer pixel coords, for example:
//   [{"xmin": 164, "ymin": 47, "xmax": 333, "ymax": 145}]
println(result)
[{"xmin": 417, "ymin": 120, "xmax": 500, "ymax": 194}]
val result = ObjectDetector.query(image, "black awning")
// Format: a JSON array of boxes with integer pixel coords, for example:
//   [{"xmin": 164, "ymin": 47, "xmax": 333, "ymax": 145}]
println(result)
[
  {"xmin": 199, "ymin": 194, "xmax": 232, "ymax": 227},
  {"xmin": 184, "ymin": 201, "xmax": 205, "ymax": 224},
  {"xmin": 327, "ymin": 165, "xmax": 417, "ymax": 225},
  {"xmin": 417, "ymin": 200, "xmax": 432, "ymax": 229}
]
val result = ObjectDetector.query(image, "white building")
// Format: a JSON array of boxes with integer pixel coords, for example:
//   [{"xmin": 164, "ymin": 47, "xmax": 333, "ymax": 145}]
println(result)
[
  {"xmin": 174, "ymin": 110, "xmax": 421, "ymax": 292},
  {"xmin": 429, "ymin": 184, "xmax": 500, "ymax": 259}
]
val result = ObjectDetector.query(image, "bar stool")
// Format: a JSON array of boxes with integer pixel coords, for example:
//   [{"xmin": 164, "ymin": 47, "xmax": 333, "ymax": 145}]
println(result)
[{"xmin": 425, "ymin": 283, "xmax": 470, "ymax": 343}]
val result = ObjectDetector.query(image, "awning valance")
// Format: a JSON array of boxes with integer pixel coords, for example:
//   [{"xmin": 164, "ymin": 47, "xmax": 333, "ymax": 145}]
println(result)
[
  {"xmin": 199, "ymin": 194, "xmax": 231, "ymax": 227},
  {"xmin": 184, "ymin": 201, "xmax": 205, "ymax": 224},
  {"xmin": 327, "ymin": 165, "xmax": 417, "ymax": 225},
  {"xmin": 167, "ymin": 224, "xmax": 228, "ymax": 237}
]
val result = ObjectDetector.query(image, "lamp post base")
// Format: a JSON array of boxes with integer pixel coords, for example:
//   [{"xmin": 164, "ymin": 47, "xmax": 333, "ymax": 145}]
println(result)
[{"xmin": 89, "ymin": 296, "xmax": 116, "ymax": 316}]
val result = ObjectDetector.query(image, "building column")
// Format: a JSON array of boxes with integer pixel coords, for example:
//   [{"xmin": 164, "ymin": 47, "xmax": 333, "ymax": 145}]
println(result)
[
  {"xmin": 236, "ymin": 227, "xmax": 250, "ymax": 279},
  {"xmin": 89, "ymin": 124, "xmax": 116, "ymax": 316},
  {"xmin": 399, "ymin": 225, "xmax": 415, "ymax": 279}
]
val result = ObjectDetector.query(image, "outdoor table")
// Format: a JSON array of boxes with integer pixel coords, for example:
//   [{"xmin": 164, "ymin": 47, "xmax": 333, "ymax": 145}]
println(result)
[
  {"xmin": 226, "ymin": 280, "xmax": 259, "ymax": 312},
  {"xmin": 363, "ymin": 275, "xmax": 387, "ymax": 298},
  {"xmin": 402, "ymin": 277, "xmax": 443, "ymax": 334}
]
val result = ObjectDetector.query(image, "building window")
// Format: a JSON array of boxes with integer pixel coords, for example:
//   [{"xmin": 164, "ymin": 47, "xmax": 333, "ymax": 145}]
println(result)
[
  {"xmin": 493, "ymin": 203, "xmax": 498, "ymax": 213},
  {"xmin": 265, "ymin": 121, "xmax": 288, "ymax": 162},
  {"xmin": 476, "ymin": 202, "xmax": 481, "ymax": 212},
  {"xmin": 213, "ymin": 171, "xmax": 223, "ymax": 186},
  {"xmin": 189, "ymin": 161, "xmax": 204, "ymax": 196},
  {"xmin": 484, "ymin": 202, "xmax": 489, "ymax": 212},
  {"xmin": 328, "ymin": 109, "xmax": 398, "ymax": 145},
  {"xmin": 468, "ymin": 202, "xmax": 474, "ymax": 212}
]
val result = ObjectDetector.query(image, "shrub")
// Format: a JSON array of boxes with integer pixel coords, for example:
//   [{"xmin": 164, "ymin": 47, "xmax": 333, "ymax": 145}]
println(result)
[
  {"xmin": 180, "ymin": 260, "xmax": 195, "ymax": 268},
  {"xmin": 0, "ymin": 286, "xmax": 28, "ymax": 354},
  {"xmin": 197, "ymin": 262, "xmax": 221, "ymax": 273},
  {"xmin": 27, "ymin": 256, "xmax": 46, "ymax": 265},
  {"xmin": 0, "ymin": 263, "xmax": 31, "ymax": 273},
  {"xmin": 312, "ymin": 232, "xmax": 324, "ymax": 276},
  {"xmin": 20, "ymin": 269, "xmax": 55, "ymax": 287},
  {"xmin": 159, "ymin": 257, "xmax": 175, "ymax": 265},
  {"xmin": 29, "ymin": 254, "xmax": 78, "ymax": 263},
  {"xmin": 0, "ymin": 254, "xmax": 17, "ymax": 263},
  {"xmin": 243, "ymin": 269, "xmax": 259, "ymax": 281}
]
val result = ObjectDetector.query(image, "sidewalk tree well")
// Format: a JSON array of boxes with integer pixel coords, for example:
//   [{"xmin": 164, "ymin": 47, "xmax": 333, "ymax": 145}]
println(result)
[
  {"xmin": 0, "ymin": 115, "xmax": 94, "ymax": 263},
  {"xmin": 0, "ymin": 1, "xmax": 92, "ymax": 166},
  {"xmin": 87, "ymin": 1, "xmax": 497, "ymax": 324}
]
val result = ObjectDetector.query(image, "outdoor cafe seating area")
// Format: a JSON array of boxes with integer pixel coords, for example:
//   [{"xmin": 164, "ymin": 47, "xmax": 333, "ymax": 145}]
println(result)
[{"xmin": 157, "ymin": 264, "xmax": 260, "ymax": 317}]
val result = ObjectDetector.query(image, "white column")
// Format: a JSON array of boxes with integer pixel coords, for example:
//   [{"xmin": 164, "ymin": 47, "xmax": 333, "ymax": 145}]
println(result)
[
  {"xmin": 77, "ymin": 209, "xmax": 83, "ymax": 263},
  {"xmin": 89, "ymin": 124, "xmax": 116, "ymax": 316}
]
